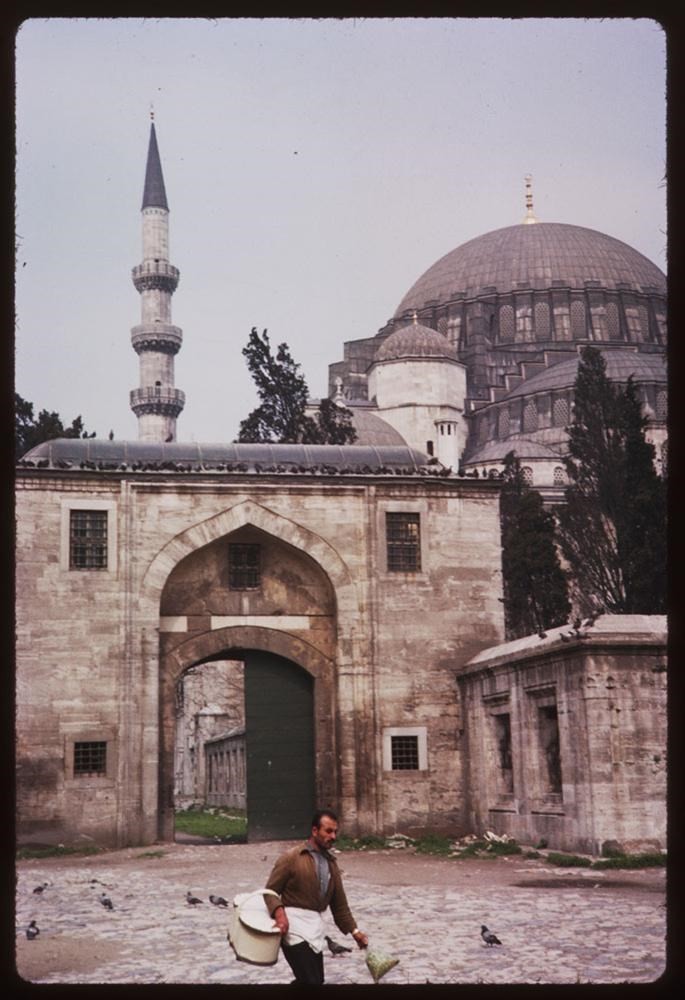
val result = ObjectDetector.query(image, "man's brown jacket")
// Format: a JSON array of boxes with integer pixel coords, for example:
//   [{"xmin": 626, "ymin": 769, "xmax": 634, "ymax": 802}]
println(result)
[{"xmin": 264, "ymin": 843, "xmax": 356, "ymax": 934}]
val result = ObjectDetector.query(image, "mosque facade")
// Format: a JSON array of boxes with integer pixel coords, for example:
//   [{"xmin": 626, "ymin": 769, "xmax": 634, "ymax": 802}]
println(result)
[{"xmin": 15, "ymin": 124, "xmax": 667, "ymax": 854}]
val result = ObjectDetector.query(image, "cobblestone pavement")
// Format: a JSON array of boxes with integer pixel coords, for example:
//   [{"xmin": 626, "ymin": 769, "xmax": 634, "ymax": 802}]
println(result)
[{"xmin": 14, "ymin": 843, "xmax": 667, "ymax": 986}]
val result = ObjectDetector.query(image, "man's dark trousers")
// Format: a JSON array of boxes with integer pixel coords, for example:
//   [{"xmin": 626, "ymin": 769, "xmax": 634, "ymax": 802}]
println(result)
[{"xmin": 282, "ymin": 941, "xmax": 325, "ymax": 985}]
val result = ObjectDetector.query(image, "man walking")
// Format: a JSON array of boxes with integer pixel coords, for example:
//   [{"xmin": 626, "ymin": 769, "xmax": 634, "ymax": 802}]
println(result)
[{"xmin": 264, "ymin": 809, "xmax": 368, "ymax": 984}]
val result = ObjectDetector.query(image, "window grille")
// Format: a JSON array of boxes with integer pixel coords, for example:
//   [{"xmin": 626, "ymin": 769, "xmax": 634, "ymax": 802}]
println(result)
[
  {"xmin": 553, "ymin": 397, "xmax": 569, "ymax": 427},
  {"xmin": 656, "ymin": 390, "xmax": 667, "ymax": 422},
  {"xmin": 390, "ymin": 735, "xmax": 420, "ymax": 770},
  {"xmin": 553, "ymin": 466, "xmax": 567, "ymax": 486},
  {"xmin": 74, "ymin": 741, "xmax": 107, "ymax": 775},
  {"xmin": 386, "ymin": 513, "xmax": 421, "ymax": 572},
  {"xmin": 523, "ymin": 399, "xmax": 538, "ymax": 432},
  {"xmin": 538, "ymin": 705, "xmax": 562, "ymax": 794},
  {"xmin": 228, "ymin": 543, "xmax": 261, "ymax": 590},
  {"xmin": 494, "ymin": 713, "xmax": 514, "ymax": 793},
  {"xmin": 522, "ymin": 466, "xmax": 534, "ymax": 486},
  {"xmin": 498, "ymin": 407, "xmax": 510, "ymax": 437},
  {"xmin": 69, "ymin": 509, "xmax": 108, "ymax": 569}
]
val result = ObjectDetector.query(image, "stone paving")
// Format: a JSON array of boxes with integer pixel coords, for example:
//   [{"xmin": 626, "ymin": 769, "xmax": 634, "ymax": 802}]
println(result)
[{"xmin": 14, "ymin": 843, "xmax": 667, "ymax": 986}]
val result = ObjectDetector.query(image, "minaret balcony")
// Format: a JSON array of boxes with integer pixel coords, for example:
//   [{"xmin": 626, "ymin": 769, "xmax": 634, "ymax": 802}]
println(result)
[
  {"xmin": 130, "ymin": 386, "xmax": 185, "ymax": 417},
  {"xmin": 132, "ymin": 261, "xmax": 180, "ymax": 293},
  {"xmin": 131, "ymin": 325, "xmax": 183, "ymax": 355}
]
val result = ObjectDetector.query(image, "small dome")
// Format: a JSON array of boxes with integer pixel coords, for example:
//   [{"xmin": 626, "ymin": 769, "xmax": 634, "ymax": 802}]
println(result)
[
  {"xmin": 375, "ymin": 321, "xmax": 458, "ymax": 362},
  {"xmin": 502, "ymin": 349, "xmax": 666, "ymax": 401},
  {"xmin": 346, "ymin": 407, "xmax": 409, "ymax": 446}
]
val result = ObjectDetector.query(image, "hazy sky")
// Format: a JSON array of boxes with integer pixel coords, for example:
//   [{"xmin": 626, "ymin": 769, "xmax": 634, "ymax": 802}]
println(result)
[{"xmin": 15, "ymin": 17, "xmax": 667, "ymax": 443}]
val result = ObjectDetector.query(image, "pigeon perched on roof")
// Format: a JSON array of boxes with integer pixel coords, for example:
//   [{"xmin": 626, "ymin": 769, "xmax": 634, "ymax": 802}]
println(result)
[
  {"xmin": 26, "ymin": 920, "xmax": 40, "ymax": 940},
  {"xmin": 186, "ymin": 891, "xmax": 204, "ymax": 905},
  {"xmin": 99, "ymin": 893, "xmax": 114, "ymax": 910},
  {"xmin": 325, "ymin": 935, "xmax": 352, "ymax": 956},
  {"xmin": 209, "ymin": 894, "xmax": 228, "ymax": 907},
  {"xmin": 32, "ymin": 882, "xmax": 49, "ymax": 894},
  {"xmin": 481, "ymin": 925, "xmax": 502, "ymax": 946}
]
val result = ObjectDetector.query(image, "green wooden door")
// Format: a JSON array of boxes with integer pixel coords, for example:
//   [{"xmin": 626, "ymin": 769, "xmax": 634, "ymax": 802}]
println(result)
[{"xmin": 244, "ymin": 651, "xmax": 315, "ymax": 842}]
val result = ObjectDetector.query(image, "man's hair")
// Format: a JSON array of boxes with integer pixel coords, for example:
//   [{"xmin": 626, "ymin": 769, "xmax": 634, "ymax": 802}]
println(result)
[{"xmin": 311, "ymin": 808, "xmax": 338, "ymax": 829}]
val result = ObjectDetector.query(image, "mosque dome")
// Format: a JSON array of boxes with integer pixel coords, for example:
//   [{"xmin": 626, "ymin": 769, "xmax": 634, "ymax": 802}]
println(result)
[
  {"xmin": 394, "ymin": 223, "xmax": 666, "ymax": 316},
  {"xmin": 375, "ymin": 320, "xmax": 458, "ymax": 362}
]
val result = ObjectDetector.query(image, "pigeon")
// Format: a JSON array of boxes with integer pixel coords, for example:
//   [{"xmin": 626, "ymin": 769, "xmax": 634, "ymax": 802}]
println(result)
[
  {"xmin": 538, "ymin": 630, "xmax": 547, "ymax": 639},
  {"xmin": 186, "ymin": 891, "xmax": 204, "ymax": 905},
  {"xmin": 481, "ymin": 925, "xmax": 502, "ymax": 946},
  {"xmin": 209, "ymin": 895, "xmax": 228, "ymax": 907},
  {"xmin": 99, "ymin": 893, "xmax": 114, "ymax": 910},
  {"xmin": 325, "ymin": 935, "xmax": 352, "ymax": 956},
  {"xmin": 32, "ymin": 882, "xmax": 49, "ymax": 894},
  {"xmin": 26, "ymin": 920, "xmax": 39, "ymax": 940}
]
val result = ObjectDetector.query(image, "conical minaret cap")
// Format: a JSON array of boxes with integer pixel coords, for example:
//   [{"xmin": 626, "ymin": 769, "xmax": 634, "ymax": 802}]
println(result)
[{"xmin": 142, "ymin": 121, "xmax": 169, "ymax": 211}]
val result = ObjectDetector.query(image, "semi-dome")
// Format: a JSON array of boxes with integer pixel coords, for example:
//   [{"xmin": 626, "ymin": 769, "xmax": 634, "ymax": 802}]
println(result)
[
  {"xmin": 467, "ymin": 438, "xmax": 563, "ymax": 464},
  {"xmin": 502, "ymin": 348, "xmax": 667, "ymax": 401},
  {"xmin": 375, "ymin": 321, "xmax": 458, "ymax": 362},
  {"xmin": 395, "ymin": 223, "xmax": 666, "ymax": 315}
]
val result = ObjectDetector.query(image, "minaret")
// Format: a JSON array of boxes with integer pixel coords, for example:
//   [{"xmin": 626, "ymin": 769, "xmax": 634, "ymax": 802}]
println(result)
[{"xmin": 130, "ymin": 114, "xmax": 185, "ymax": 441}]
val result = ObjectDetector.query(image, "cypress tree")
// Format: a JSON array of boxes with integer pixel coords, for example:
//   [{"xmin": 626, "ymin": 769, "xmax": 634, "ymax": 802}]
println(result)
[
  {"xmin": 500, "ymin": 450, "xmax": 571, "ymax": 639},
  {"xmin": 557, "ymin": 346, "xmax": 666, "ymax": 614}
]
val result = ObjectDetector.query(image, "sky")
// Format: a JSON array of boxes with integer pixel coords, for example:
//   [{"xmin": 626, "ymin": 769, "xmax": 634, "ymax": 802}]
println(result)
[{"xmin": 15, "ymin": 17, "xmax": 667, "ymax": 444}]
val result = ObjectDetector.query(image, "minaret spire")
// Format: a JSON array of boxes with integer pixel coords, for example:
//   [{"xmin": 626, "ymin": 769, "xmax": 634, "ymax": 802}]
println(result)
[
  {"xmin": 522, "ymin": 173, "xmax": 538, "ymax": 224},
  {"xmin": 130, "ymin": 118, "xmax": 185, "ymax": 441}
]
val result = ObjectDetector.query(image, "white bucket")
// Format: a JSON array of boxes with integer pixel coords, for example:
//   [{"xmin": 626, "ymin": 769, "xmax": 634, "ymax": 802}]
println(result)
[{"xmin": 227, "ymin": 889, "xmax": 283, "ymax": 966}]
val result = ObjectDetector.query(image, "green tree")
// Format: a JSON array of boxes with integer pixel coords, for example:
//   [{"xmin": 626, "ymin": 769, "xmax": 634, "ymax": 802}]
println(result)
[
  {"xmin": 500, "ymin": 451, "xmax": 571, "ymax": 638},
  {"xmin": 556, "ymin": 345, "xmax": 666, "ymax": 614},
  {"xmin": 237, "ymin": 328, "xmax": 356, "ymax": 444},
  {"xmin": 15, "ymin": 393, "xmax": 96, "ymax": 460}
]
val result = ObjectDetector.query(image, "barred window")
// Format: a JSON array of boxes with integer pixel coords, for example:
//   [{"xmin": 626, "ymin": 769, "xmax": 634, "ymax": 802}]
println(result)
[
  {"xmin": 70, "ymin": 510, "xmax": 108, "ymax": 569},
  {"xmin": 553, "ymin": 466, "xmax": 567, "ymax": 486},
  {"xmin": 523, "ymin": 399, "xmax": 538, "ymax": 432},
  {"xmin": 522, "ymin": 466, "xmax": 534, "ymax": 486},
  {"xmin": 228, "ymin": 543, "xmax": 261, "ymax": 590},
  {"xmin": 74, "ymin": 741, "xmax": 107, "ymax": 776},
  {"xmin": 498, "ymin": 406, "xmax": 510, "ymax": 437},
  {"xmin": 386, "ymin": 513, "xmax": 421, "ymax": 572},
  {"xmin": 390, "ymin": 735, "xmax": 420, "ymax": 770},
  {"xmin": 655, "ymin": 390, "xmax": 667, "ymax": 422},
  {"xmin": 553, "ymin": 397, "xmax": 569, "ymax": 427}
]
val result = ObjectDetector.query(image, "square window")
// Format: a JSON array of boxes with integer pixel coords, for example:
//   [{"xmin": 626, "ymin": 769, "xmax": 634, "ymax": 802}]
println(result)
[
  {"xmin": 386, "ymin": 513, "xmax": 421, "ymax": 572},
  {"xmin": 74, "ymin": 741, "xmax": 107, "ymax": 776},
  {"xmin": 69, "ymin": 510, "xmax": 108, "ymax": 569},
  {"xmin": 228, "ymin": 543, "xmax": 261, "ymax": 590},
  {"xmin": 390, "ymin": 735, "xmax": 420, "ymax": 770}
]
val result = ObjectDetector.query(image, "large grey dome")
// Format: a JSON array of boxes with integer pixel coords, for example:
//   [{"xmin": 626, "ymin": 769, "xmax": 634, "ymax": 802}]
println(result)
[{"xmin": 395, "ymin": 223, "xmax": 666, "ymax": 315}]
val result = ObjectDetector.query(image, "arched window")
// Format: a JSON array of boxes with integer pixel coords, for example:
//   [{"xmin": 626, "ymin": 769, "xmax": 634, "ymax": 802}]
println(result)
[
  {"xmin": 522, "ymin": 466, "xmax": 534, "ymax": 485},
  {"xmin": 656, "ymin": 389, "xmax": 667, "ymax": 422},
  {"xmin": 523, "ymin": 399, "xmax": 538, "ymax": 433},
  {"xmin": 553, "ymin": 397, "xmax": 569, "ymax": 427},
  {"xmin": 498, "ymin": 407, "xmax": 510, "ymax": 437},
  {"xmin": 553, "ymin": 306, "xmax": 571, "ymax": 341},
  {"xmin": 553, "ymin": 466, "xmax": 567, "ymax": 486}
]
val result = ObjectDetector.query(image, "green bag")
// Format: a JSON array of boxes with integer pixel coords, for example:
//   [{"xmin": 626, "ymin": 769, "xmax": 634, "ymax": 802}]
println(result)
[{"xmin": 365, "ymin": 946, "xmax": 400, "ymax": 983}]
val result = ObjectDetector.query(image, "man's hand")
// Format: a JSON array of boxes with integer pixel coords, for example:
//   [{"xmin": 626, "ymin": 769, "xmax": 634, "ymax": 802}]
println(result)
[
  {"xmin": 352, "ymin": 929, "xmax": 368, "ymax": 949},
  {"xmin": 272, "ymin": 905, "xmax": 289, "ymax": 936}
]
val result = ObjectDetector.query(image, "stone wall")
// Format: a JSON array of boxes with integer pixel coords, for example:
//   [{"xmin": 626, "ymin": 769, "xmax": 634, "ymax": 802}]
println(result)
[
  {"xmin": 15, "ymin": 469, "xmax": 504, "ymax": 847},
  {"xmin": 458, "ymin": 617, "xmax": 667, "ymax": 854}
]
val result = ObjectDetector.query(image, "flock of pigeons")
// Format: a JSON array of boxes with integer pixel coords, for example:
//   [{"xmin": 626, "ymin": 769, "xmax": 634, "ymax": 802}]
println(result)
[{"xmin": 25, "ymin": 880, "xmax": 504, "ymax": 953}]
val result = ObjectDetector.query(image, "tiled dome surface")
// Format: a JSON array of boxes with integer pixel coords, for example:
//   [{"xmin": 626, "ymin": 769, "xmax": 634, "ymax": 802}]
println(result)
[
  {"xmin": 375, "ymin": 322, "xmax": 458, "ymax": 362},
  {"xmin": 467, "ymin": 438, "xmax": 563, "ymax": 463},
  {"xmin": 502, "ymin": 349, "xmax": 667, "ymax": 401},
  {"xmin": 395, "ymin": 223, "xmax": 666, "ymax": 314}
]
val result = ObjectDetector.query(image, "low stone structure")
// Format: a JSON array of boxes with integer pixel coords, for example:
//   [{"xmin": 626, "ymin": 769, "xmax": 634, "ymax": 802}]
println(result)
[{"xmin": 458, "ymin": 616, "xmax": 667, "ymax": 855}]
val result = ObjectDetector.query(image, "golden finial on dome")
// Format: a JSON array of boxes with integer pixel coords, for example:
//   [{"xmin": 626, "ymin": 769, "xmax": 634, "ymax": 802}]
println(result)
[{"xmin": 523, "ymin": 174, "xmax": 538, "ymax": 224}]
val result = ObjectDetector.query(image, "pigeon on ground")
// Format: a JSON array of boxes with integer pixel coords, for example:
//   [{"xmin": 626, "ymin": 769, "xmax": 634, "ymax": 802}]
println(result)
[
  {"xmin": 209, "ymin": 894, "xmax": 228, "ymax": 907},
  {"xmin": 186, "ymin": 891, "xmax": 204, "ymax": 905},
  {"xmin": 99, "ymin": 893, "xmax": 114, "ymax": 910},
  {"xmin": 481, "ymin": 925, "xmax": 502, "ymax": 946},
  {"xmin": 325, "ymin": 935, "xmax": 352, "ymax": 956},
  {"xmin": 32, "ymin": 882, "xmax": 49, "ymax": 894},
  {"xmin": 26, "ymin": 920, "xmax": 40, "ymax": 940}
]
